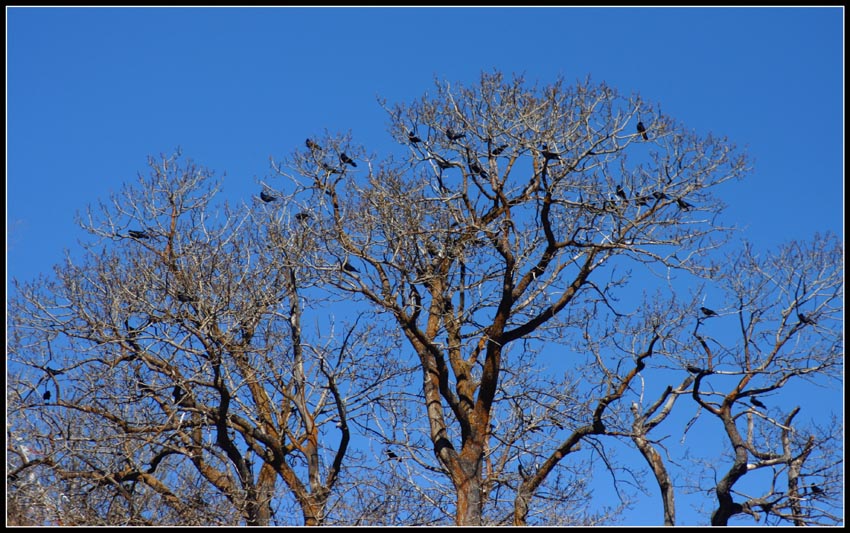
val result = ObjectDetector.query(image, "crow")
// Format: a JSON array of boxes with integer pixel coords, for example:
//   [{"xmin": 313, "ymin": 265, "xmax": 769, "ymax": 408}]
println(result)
[
  {"xmin": 385, "ymin": 449, "xmax": 400, "ymax": 461},
  {"xmin": 408, "ymin": 131, "xmax": 422, "ymax": 144},
  {"xmin": 750, "ymin": 397, "xmax": 766, "ymax": 409},
  {"xmin": 634, "ymin": 196, "xmax": 649, "ymax": 206},
  {"xmin": 176, "ymin": 292, "xmax": 196, "ymax": 303},
  {"xmin": 305, "ymin": 138, "xmax": 321, "ymax": 151},
  {"xmin": 797, "ymin": 312, "xmax": 816, "ymax": 325},
  {"xmin": 339, "ymin": 153, "xmax": 357, "ymax": 167},
  {"xmin": 321, "ymin": 163, "xmax": 342, "ymax": 174},
  {"xmin": 42, "ymin": 390, "xmax": 51, "ymax": 402},
  {"xmin": 128, "ymin": 229, "xmax": 150, "ymax": 239},
  {"xmin": 260, "ymin": 191, "xmax": 277, "ymax": 203},
  {"xmin": 615, "ymin": 185, "xmax": 628, "ymax": 202},
  {"xmin": 700, "ymin": 306, "xmax": 718, "ymax": 317},
  {"xmin": 652, "ymin": 191, "xmax": 670, "ymax": 201},
  {"xmin": 445, "ymin": 128, "xmax": 466, "ymax": 142},
  {"xmin": 686, "ymin": 365, "xmax": 704, "ymax": 374},
  {"xmin": 491, "ymin": 144, "xmax": 509, "ymax": 156},
  {"xmin": 172, "ymin": 385, "xmax": 186, "ymax": 405},
  {"xmin": 342, "ymin": 261, "xmax": 359, "ymax": 274},
  {"xmin": 676, "ymin": 198, "xmax": 694, "ymax": 211},
  {"xmin": 294, "ymin": 212, "xmax": 312, "ymax": 222},
  {"xmin": 540, "ymin": 145, "xmax": 561, "ymax": 161},
  {"xmin": 637, "ymin": 121, "xmax": 648, "ymax": 140},
  {"xmin": 811, "ymin": 485, "xmax": 824, "ymax": 495},
  {"xmin": 432, "ymin": 155, "xmax": 455, "ymax": 170},
  {"xmin": 468, "ymin": 159, "xmax": 489, "ymax": 179}
]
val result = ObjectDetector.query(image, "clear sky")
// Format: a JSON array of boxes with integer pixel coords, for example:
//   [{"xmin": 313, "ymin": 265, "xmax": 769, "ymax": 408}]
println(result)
[{"xmin": 6, "ymin": 6, "xmax": 844, "ymax": 526}]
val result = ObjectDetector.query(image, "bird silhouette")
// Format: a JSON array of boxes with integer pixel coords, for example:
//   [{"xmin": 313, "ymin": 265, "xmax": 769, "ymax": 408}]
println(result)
[
  {"xmin": 686, "ymin": 365, "xmax": 704, "ymax": 374},
  {"xmin": 637, "ymin": 121, "xmax": 648, "ymax": 140},
  {"xmin": 797, "ymin": 312, "xmax": 816, "ymax": 325},
  {"xmin": 339, "ymin": 153, "xmax": 357, "ymax": 167},
  {"xmin": 432, "ymin": 155, "xmax": 455, "ymax": 170},
  {"xmin": 615, "ymin": 185, "xmax": 628, "ymax": 202},
  {"xmin": 385, "ymin": 449, "xmax": 400, "ymax": 461},
  {"xmin": 294, "ymin": 212, "xmax": 312, "ymax": 222},
  {"xmin": 342, "ymin": 261, "xmax": 359, "ymax": 274},
  {"xmin": 172, "ymin": 385, "xmax": 185, "ymax": 404},
  {"xmin": 260, "ymin": 191, "xmax": 277, "ymax": 202},
  {"xmin": 634, "ymin": 196, "xmax": 649, "ymax": 206},
  {"xmin": 491, "ymin": 144, "xmax": 509, "ymax": 156},
  {"xmin": 700, "ymin": 306, "xmax": 718, "ymax": 317},
  {"xmin": 445, "ymin": 128, "xmax": 466, "ymax": 142},
  {"xmin": 467, "ymin": 158, "xmax": 489, "ymax": 179},
  {"xmin": 811, "ymin": 485, "xmax": 824, "ymax": 495},
  {"xmin": 540, "ymin": 145, "xmax": 561, "ymax": 161},
  {"xmin": 408, "ymin": 131, "xmax": 422, "ymax": 144},
  {"xmin": 321, "ymin": 163, "xmax": 342, "ymax": 174},
  {"xmin": 176, "ymin": 292, "xmax": 196, "ymax": 303},
  {"xmin": 305, "ymin": 138, "xmax": 321, "ymax": 151},
  {"xmin": 676, "ymin": 198, "xmax": 694, "ymax": 211},
  {"xmin": 42, "ymin": 390, "xmax": 51, "ymax": 402},
  {"xmin": 652, "ymin": 191, "xmax": 670, "ymax": 201},
  {"xmin": 128, "ymin": 229, "xmax": 150, "ymax": 239},
  {"xmin": 750, "ymin": 397, "xmax": 766, "ymax": 409}
]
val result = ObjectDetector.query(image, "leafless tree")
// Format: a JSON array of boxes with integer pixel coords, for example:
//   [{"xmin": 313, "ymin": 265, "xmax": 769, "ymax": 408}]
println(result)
[
  {"xmin": 8, "ymin": 152, "xmax": 400, "ymax": 526},
  {"xmin": 269, "ymin": 71, "xmax": 756, "ymax": 525}
]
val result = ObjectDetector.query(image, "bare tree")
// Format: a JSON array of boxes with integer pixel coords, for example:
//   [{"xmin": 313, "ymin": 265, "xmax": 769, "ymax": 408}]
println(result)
[
  {"xmin": 8, "ymin": 152, "xmax": 399, "ymax": 526},
  {"xmin": 270, "ymin": 71, "xmax": 753, "ymax": 525}
]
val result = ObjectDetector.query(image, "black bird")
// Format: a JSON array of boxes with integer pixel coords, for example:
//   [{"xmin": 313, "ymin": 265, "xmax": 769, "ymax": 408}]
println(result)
[
  {"xmin": 468, "ymin": 159, "xmax": 489, "ymax": 179},
  {"xmin": 676, "ymin": 197, "xmax": 694, "ymax": 211},
  {"xmin": 686, "ymin": 365, "xmax": 704, "ymax": 374},
  {"xmin": 540, "ymin": 145, "xmax": 561, "ymax": 161},
  {"xmin": 294, "ymin": 212, "xmax": 312, "ymax": 222},
  {"xmin": 176, "ymin": 292, "xmax": 196, "ymax": 303},
  {"xmin": 128, "ymin": 229, "xmax": 150, "ymax": 239},
  {"xmin": 797, "ymin": 312, "xmax": 816, "ymax": 325},
  {"xmin": 491, "ymin": 144, "xmax": 509, "ymax": 156},
  {"xmin": 342, "ymin": 261, "xmax": 359, "ymax": 274},
  {"xmin": 750, "ymin": 396, "xmax": 766, "ymax": 409},
  {"xmin": 42, "ymin": 390, "xmax": 51, "ymax": 402},
  {"xmin": 637, "ymin": 121, "xmax": 649, "ymax": 140},
  {"xmin": 385, "ymin": 449, "xmax": 400, "ymax": 461},
  {"xmin": 321, "ymin": 163, "xmax": 342, "ymax": 174},
  {"xmin": 339, "ymin": 152, "xmax": 357, "ymax": 167},
  {"xmin": 432, "ymin": 155, "xmax": 455, "ymax": 170},
  {"xmin": 615, "ymin": 185, "xmax": 628, "ymax": 202},
  {"xmin": 634, "ymin": 196, "xmax": 649, "ymax": 206},
  {"xmin": 408, "ymin": 131, "xmax": 422, "ymax": 144},
  {"xmin": 260, "ymin": 191, "xmax": 277, "ymax": 202},
  {"xmin": 445, "ymin": 128, "xmax": 466, "ymax": 142},
  {"xmin": 172, "ymin": 385, "xmax": 186, "ymax": 405},
  {"xmin": 811, "ymin": 485, "xmax": 824, "ymax": 495},
  {"xmin": 700, "ymin": 306, "xmax": 718, "ymax": 317},
  {"xmin": 305, "ymin": 138, "xmax": 321, "ymax": 151},
  {"xmin": 652, "ymin": 191, "xmax": 670, "ymax": 201}
]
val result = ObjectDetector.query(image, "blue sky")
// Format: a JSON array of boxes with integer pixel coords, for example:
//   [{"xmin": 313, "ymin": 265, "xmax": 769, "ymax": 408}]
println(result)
[{"xmin": 6, "ymin": 6, "xmax": 844, "ymax": 526}]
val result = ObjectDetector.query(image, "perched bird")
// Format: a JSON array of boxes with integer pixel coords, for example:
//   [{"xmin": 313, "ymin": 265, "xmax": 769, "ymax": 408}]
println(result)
[
  {"xmin": 491, "ymin": 144, "xmax": 509, "ymax": 156},
  {"xmin": 445, "ymin": 128, "xmax": 466, "ymax": 142},
  {"xmin": 432, "ymin": 155, "xmax": 455, "ymax": 170},
  {"xmin": 260, "ymin": 191, "xmax": 277, "ymax": 203},
  {"xmin": 385, "ymin": 449, "xmax": 400, "ymax": 461},
  {"xmin": 339, "ymin": 152, "xmax": 357, "ymax": 167},
  {"xmin": 615, "ymin": 185, "xmax": 628, "ymax": 202},
  {"xmin": 468, "ymin": 159, "xmax": 489, "ymax": 179},
  {"xmin": 637, "ymin": 121, "xmax": 649, "ymax": 140},
  {"xmin": 797, "ymin": 312, "xmax": 816, "ymax": 325},
  {"xmin": 811, "ymin": 485, "xmax": 824, "ymax": 495},
  {"xmin": 408, "ymin": 131, "xmax": 422, "ymax": 144},
  {"xmin": 42, "ymin": 390, "xmax": 51, "ymax": 402},
  {"xmin": 676, "ymin": 197, "xmax": 694, "ymax": 211},
  {"xmin": 176, "ymin": 292, "xmax": 196, "ymax": 303},
  {"xmin": 305, "ymin": 138, "xmax": 321, "ymax": 151},
  {"xmin": 652, "ymin": 191, "xmax": 670, "ymax": 201},
  {"xmin": 634, "ymin": 196, "xmax": 649, "ymax": 206},
  {"xmin": 294, "ymin": 212, "xmax": 312, "ymax": 222},
  {"xmin": 540, "ymin": 145, "xmax": 561, "ymax": 161},
  {"xmin": 172, "ymin": 385, "xmax": 186, "ymax": 405},
  {"xmin": 128, "ymin": 229, "xmax": 150, "ymax": 239},
  {"xmin": 686, "ymin": 365, "xmax": 704, "ymax": 374},
  {"xmin": 750, "ymin": 396, "xmax": 766, "ymax": 409},
  {"xmin": 342, "ymin": 261, "xmax": 359, "ymax": 274},
  {"xmin": 321, "ymin": 163, "xmax": 342, "ymax": 174},
  {"xmin": 700, "ymin": 306, "xmax": 718, "ymax": 317}
]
